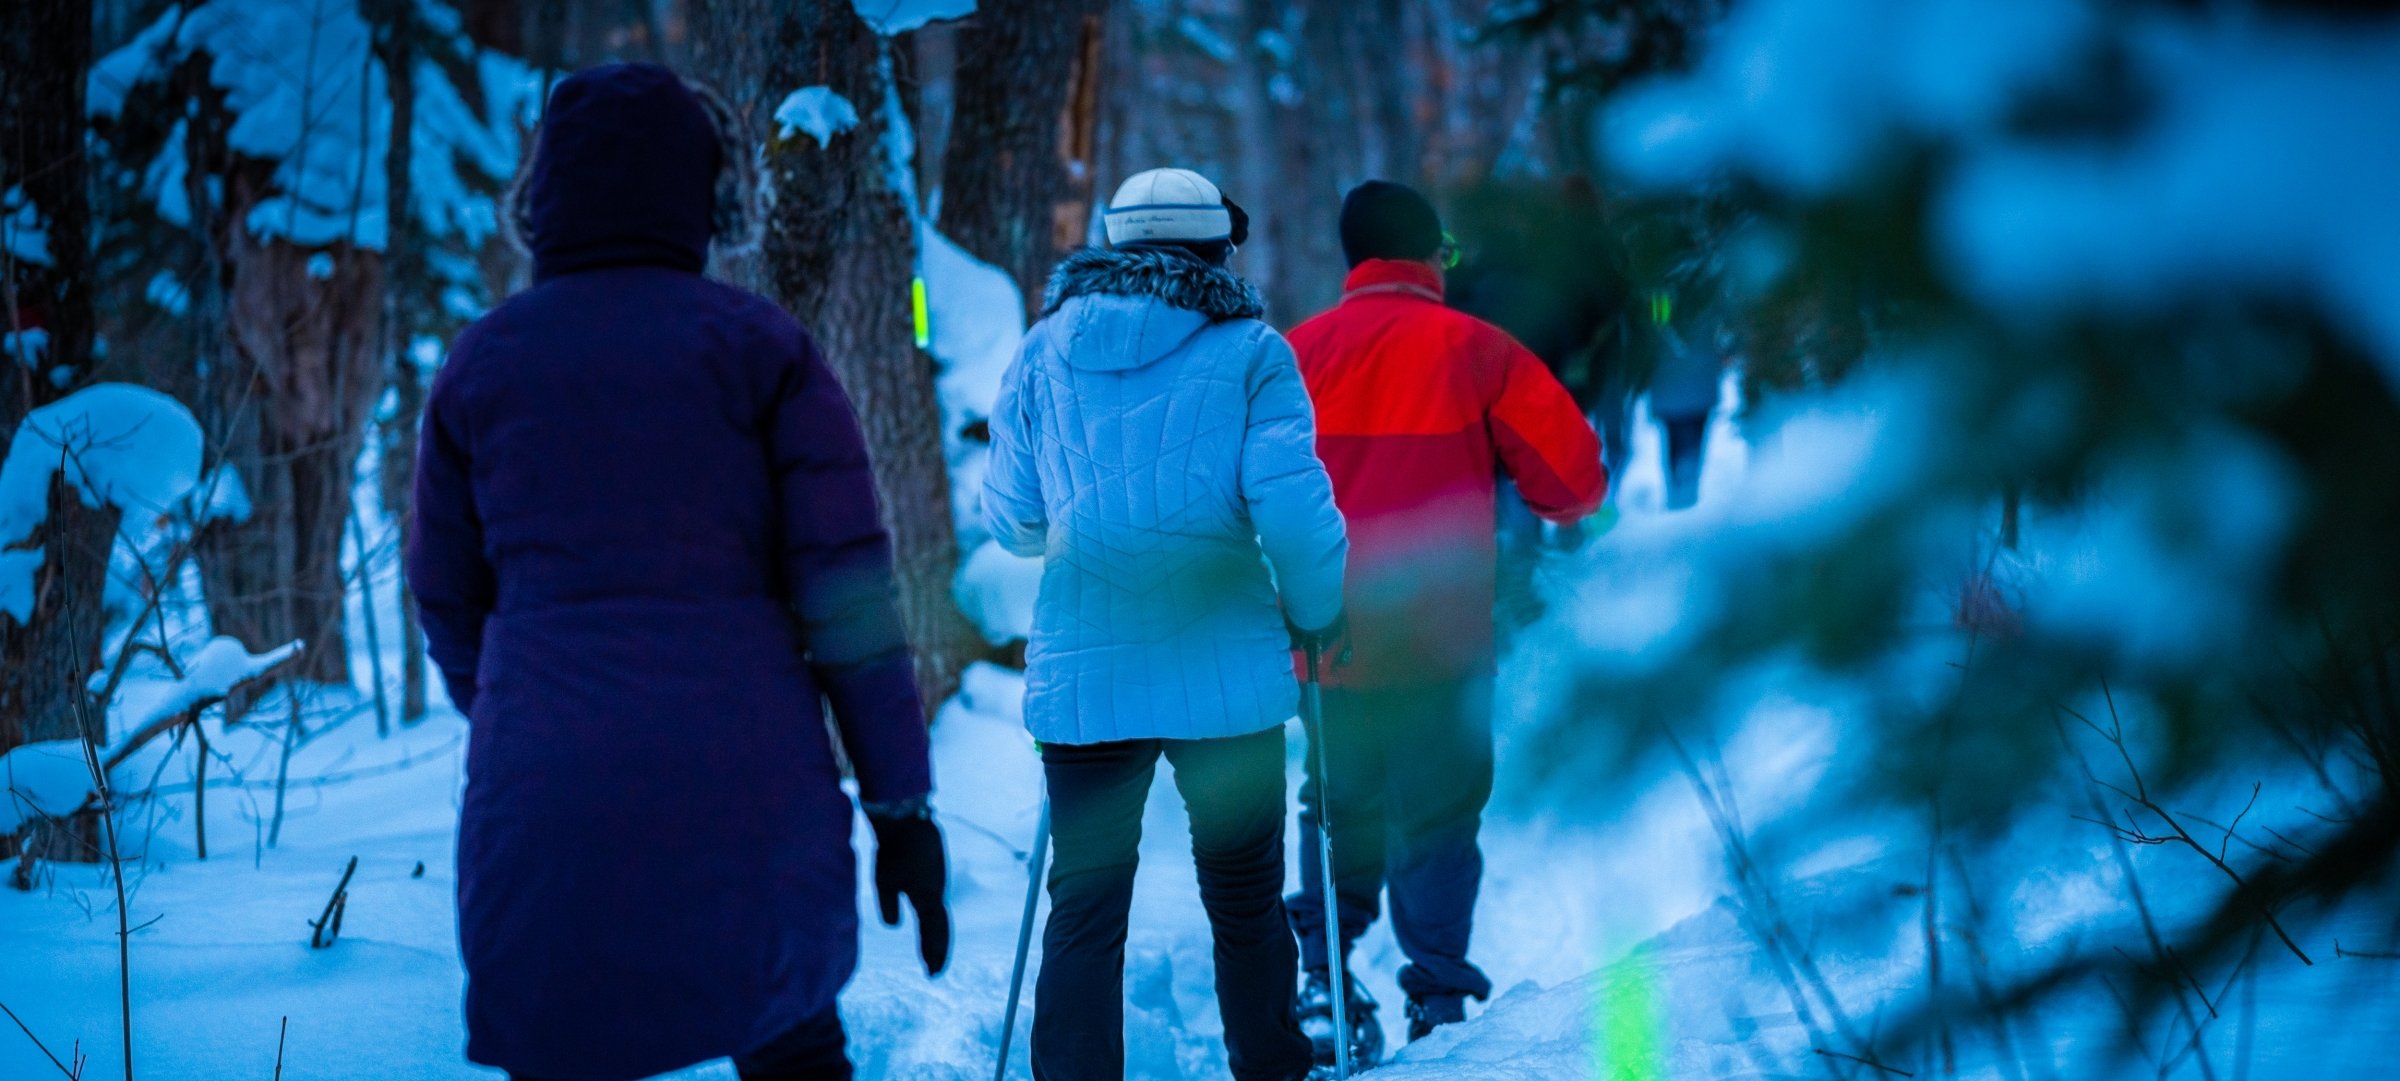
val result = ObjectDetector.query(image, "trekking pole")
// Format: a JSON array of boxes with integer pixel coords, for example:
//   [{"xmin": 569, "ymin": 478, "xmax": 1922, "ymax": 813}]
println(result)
[
  {"xmin": 1304, "ymin": 640, "xmax": 1354, "ymax": 1080},
  {"xmin": 994, "ymin": 793, "xmax": 1050, "ymax": 1081}
]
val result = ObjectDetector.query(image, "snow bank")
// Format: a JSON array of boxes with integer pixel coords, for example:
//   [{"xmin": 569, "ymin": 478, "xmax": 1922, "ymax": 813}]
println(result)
[
  {"xmin": 955, "ymin": 539, "xmax": 1038, "ymax": 645},
  {"xmin": 919, "ymin": 225, "xmax": 1037, "ymax": 621},
  {"xmin": 0, "ymin": 740, "xmax": 92, "ymax": 836},
  {"xmin": 922, "ymin": 226, "xmax": 1024, "ymax": 426},
  {"xmin": 1368, "ymin": 974, "xmax": 1620, "ymax": 1079},
  {"xmin": 0, "ymin": 383, "xmax": 204, "ymax": 621},
  {"xmin": 775, "ymin": 87, "xmax": 860, "ymax": 148}
]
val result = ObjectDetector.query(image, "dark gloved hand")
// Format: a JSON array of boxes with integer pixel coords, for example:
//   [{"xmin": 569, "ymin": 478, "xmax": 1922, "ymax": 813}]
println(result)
[
  {"xmin": 1285, "ymin": 609, "xmax": 1347, "ymax": 654},
  {"xmin": 866, "ymin": 801, "xmax": 951, "ymax": 976}
]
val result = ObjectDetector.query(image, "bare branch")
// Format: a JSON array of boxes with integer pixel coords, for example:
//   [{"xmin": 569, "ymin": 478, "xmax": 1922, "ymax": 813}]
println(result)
[{"xmin": 0, "ymin": 999, "xmax": 83, "ymax": 1080}]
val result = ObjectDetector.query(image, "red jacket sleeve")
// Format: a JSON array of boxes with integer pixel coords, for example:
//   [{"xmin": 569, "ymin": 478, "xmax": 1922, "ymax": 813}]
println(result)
[{"xmin": 1487, "ymin": 334, "xmax": 1607, "ymax": 522}]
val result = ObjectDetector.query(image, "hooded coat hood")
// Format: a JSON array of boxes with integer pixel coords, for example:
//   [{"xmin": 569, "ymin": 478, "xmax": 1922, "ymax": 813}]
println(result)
[
  {"xmin": 517, "ymin": 63, "xmax": 721, "ymax": 280},
  {"xmin": 1036, "ymin": 246, "xmax": 1267, "ymax": 372}
]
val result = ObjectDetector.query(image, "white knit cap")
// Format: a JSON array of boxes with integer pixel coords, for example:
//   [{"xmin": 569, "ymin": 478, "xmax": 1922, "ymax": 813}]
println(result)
[{"xmin": 1103, "ymin": 168, "xmax": 1233, "ymax": 245}]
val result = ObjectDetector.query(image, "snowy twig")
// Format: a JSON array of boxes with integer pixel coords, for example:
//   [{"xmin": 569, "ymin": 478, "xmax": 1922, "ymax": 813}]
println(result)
[
  {"xmin": 2066, "ymin": 688, "xmax": 2313, "ymax": 966},
  {"xmin": 65, "ymin": 608, "xmax": 136, "ymax": 1081},
  {"xmin": 1662, "ymin": 723, "xmax": 1866, "ymax": 1079},
  {"xmin": 2331, "ymin": 940, "xmax": 2400, "ymax": 961},
  {"xmin": 2054, "ymin": 710, "xmax": 2221, "ymax": 1081},
  {"xmin": 0, "ymin": 999, "xmax": 84, "ymax": 1079},
  {"xmin": 1816, "ymin": 1048, "xmax": 1914, "ymax": 1077},
  {"xmin": 307, "ymin": 855, "xmax": 358, "ymax": 949}
]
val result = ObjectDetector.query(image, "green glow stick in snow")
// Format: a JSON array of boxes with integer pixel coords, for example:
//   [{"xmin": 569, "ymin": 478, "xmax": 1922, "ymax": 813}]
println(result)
[{"xmin": 1595, "ymin": 951, "xmax": 1663, "ymax": 1081}]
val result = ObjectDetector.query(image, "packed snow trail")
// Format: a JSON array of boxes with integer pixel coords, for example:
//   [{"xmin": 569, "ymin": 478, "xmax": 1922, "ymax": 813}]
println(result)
[
  {"xmin": 0, "ymin": 395, "xmax": 1745, "ymax": 1081},
  {"xmin": 0, "ymin": 664, "xmax": 1704, "ymax": 1080}
]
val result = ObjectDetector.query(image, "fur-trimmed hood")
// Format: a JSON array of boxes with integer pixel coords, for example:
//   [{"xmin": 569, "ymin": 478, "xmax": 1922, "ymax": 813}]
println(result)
[
  {"xmin": 1041, "ymin": 246, "xmax": 1265, "ymax": 322},
  {"xmin": 1032, "ymin": 246, "xmax": 1269, "ymax": 373}
]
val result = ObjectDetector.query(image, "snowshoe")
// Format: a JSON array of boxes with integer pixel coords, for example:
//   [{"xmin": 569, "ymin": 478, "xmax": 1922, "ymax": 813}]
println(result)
[
  {"xmin": 1404, "ymin": 993, "xmax": 1467, "ymax": 1042},
  {"xmin": 1297, "ymin": 968, "xmax": 1385, "ymax": 1069}
]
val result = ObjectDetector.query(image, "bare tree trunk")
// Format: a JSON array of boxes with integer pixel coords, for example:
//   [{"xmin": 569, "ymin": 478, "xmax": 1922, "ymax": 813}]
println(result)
[
  {"xmin": 369, "ymin": 0, "xmax": 431, "ymax": 721},
  {"xmin": 1, "ymin": 0, "xmax": 110, "ymax": 750},
  {"xmin": 197, "ymin": 229, "xmax": 383, "ymax": 688},
  {"xmin": 761, "ymin": 2, "xmax": 974, "ymax": 717},
  {"xmin": 1239, "ymin": 0, "xmax": 1353, "ymax": 323},
  {"xmin": 937, "ymin": 0, "xmax": 1107, "ymax": 319}
]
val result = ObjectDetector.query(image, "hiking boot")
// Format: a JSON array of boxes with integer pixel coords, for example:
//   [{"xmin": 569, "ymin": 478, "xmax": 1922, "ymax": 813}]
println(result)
[
  {"xmin": 1404, "ymin": 993, "xmax": 1467, "ymax": 1042},
  {"xmin": 1297, "ymin": 968, "xmax": 1386, "ymax": 1068}
]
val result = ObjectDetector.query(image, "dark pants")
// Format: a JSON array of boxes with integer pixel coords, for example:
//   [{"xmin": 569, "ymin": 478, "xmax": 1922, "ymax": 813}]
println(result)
[
  {"xmin": 1661, "ymin": 413, "xmax": 1709, "ymax": 510},
  {"xmin": 1034, "ymin": 727, "xmax": 1315, "ymax": 1081},
  {"xmin": 1288, "ymin": 680, "xmax": 1495, "ymax": 1005},
  {"xmin": 508, "ymin": 1005, "xmax": 848, "ymax": 1081}
]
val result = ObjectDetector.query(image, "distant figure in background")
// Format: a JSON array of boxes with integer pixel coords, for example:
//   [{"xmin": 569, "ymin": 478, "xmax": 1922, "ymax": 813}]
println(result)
[
  {"xmin": 1446, "ymin": 177, "xmax": 1632, "ymax": 630},
  {"xmin": 1445, "ymin": 176, "xmax": 1633, "ymax": 455},
  {"xmin": 1647, "ymin": 305, "xmax": 1727, "ymax": 511},
  {"xmin": 1284, "ymin": 180, "xmax": 1608, "ymax": 1065},
  {"xmin": 983, "ymin": 166, "xmax": 1347, "ymax": 1081},
  {"xmin": 407, "ymin": 64, "xmax": 948, "ymax": 1081}
]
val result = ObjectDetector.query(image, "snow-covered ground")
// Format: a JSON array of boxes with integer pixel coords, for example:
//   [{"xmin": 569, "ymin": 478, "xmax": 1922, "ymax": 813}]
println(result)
[
  {"xmin": 12, "ymin": 377, "xmax": 2398, "ymax": 1080},
  {"xmin": 0, "ymin": 656, "xmax": 1731, "ymax": 1081}
]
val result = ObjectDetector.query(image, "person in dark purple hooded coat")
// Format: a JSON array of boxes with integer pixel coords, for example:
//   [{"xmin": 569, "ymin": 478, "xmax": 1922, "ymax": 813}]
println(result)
[{"xmin": 405, "ymin": 63, "xmax": 949, "ymax": 1081}]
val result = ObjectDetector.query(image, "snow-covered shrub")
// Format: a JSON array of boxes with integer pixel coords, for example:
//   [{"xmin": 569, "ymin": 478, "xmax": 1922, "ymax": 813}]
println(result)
[
  {"xmin": 0, "ymin": 384, "xmax": 204, "ymax": 623},
  {"xmin": 1506, "ymin": 0, "xmax": 2400, "ymax": 1074}
]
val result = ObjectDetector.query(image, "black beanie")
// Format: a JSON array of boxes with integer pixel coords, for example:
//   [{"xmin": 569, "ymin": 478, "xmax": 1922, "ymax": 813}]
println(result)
[{"xmin": 1340, "ymin": 180, "xmax": 1444, "ymax": 267}]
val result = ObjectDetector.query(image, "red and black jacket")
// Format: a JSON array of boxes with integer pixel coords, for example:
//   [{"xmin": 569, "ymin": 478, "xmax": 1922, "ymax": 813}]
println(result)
[{"xmin": 1289, "ymin": 259, "xmax": 1607, "ymax": 687}]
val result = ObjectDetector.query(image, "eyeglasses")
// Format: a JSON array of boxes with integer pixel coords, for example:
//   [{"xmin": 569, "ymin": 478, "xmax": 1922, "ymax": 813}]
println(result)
[{"xmin": 1437, "ymin": 231, "xmax": 1462, "ymax": 271}]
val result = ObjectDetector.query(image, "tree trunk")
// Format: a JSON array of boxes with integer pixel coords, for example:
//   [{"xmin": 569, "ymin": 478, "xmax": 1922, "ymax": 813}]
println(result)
[
  {"xmin": 937, "ymin": 0, "xmax": 1107, "ymax": 319},
  {"xmin": 1, "ymin": 0, "xmax": 109, "ymax": 749},
  {"xmin": 197, "ymin": 228, "xmax": 383, "ymax": 688},
  {"xmin": 1238, "ymin": 0, "xmax": 1353, "ymax": 324},
  {"xmin": 370, "ymin": 0, "xmax": 431, "ymax": 721},
  {"xmin": 762, "ymin": 2, "xmax": 974, "ymax": 717}
]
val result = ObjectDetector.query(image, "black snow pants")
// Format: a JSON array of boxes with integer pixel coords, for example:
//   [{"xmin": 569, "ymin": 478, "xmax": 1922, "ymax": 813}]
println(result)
[
  {"xmin": 508, "ymin": 1004, "xmax": 848, "ymax": 1081},
  {"xmin": 1661, "ymin": 412, "xmax": 1709, "ymax": 510},
  {"xmin": 1033, "ymin": 726, "xmax": 1316, "ymax": 1081},
  {"xmin": 1287, "ymin": 678, "xmax": 1496, "ymax": 1007}
]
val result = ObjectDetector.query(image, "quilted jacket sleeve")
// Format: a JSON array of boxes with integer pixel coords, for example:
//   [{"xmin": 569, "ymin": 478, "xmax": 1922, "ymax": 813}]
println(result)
[
  {"xmin": 1240, "ymin": 329, "xmax": 1348, "ymax": 632},
  {"xmin": 981, "ymin": 337, "xmax": 1048, "ymax": 558},
  {"xmin": 768, "ymin": 329, "xmax": 932, "ymax": 805},
  {"xmin": 406, "ymin": 348, "xmax": 496, "ymax": 717}
]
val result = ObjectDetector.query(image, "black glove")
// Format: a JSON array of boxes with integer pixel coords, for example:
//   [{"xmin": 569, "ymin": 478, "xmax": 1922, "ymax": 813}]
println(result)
[
  {"xmin": 866, "ymin": 802, "xmax": 951, "ymax": 976},
  {"xmin": 1285, "ymin": 609, "xmax": 1347, "ymax": 654}
]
